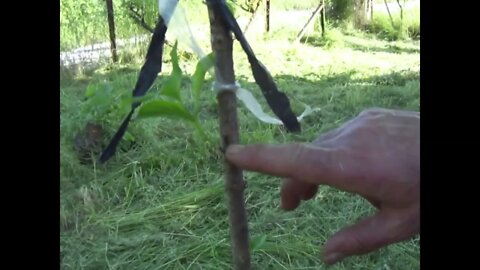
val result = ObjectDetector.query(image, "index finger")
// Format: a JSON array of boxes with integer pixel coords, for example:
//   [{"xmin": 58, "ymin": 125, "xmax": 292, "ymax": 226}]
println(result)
[{"xmin": 225, "ymin": 143, "xmax": 374, "ymax": 197}]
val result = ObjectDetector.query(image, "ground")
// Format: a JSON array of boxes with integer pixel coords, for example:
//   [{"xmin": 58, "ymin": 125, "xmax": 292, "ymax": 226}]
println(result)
[{"xmin": 60, "ymin": 4, "xmax": 420, "ymax": 270}]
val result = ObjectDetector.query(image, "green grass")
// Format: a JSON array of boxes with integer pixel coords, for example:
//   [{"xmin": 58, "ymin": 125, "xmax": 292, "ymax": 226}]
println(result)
[
  {"xmin": 60, "ymin": 19, "xmax": 419, "ymax": 270},
  {"xmin": 369, "ymin": 1, "xmax": 420, "ymax": 40},
  {"xmin": 61, "ymin": 0, "xmax": 420, "ymax": 51}
]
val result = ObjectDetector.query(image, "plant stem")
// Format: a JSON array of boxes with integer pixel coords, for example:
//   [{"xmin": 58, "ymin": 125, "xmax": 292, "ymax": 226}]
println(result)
[{"xmin": 206, "ymin": 1, "xmax": 251, "ymax": 269}]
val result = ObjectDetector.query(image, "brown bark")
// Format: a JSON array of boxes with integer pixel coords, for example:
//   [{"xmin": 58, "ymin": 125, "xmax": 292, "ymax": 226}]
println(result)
[
  {"xmin": 206, "ymin": 2, "xmax": 251, "ymax": 269},
  {"xmin": 265, "ymin": 0, "xmax": 270, "ymax": 32},
  {"xmin": 105, "ymin": 0, "xmax": 118, "ymax": 62}
]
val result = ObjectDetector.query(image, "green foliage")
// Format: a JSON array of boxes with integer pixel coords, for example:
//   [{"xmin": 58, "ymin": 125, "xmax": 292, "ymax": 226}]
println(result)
[
  {"xmin": 327, "ymin": 0, "xmax": 355, "ymax": 24},
  {"xmin": 191, "ymin": 53, "xmax": 215, "ymax": 115},
  {"xmin": 159, "ymin": 42, "xmax": 183, "ymax": 101},
  {"xmin": 60, "ymin": 0, "xmax": 165, "ymax": 51},
  {"xmin": 120, "ymin": 0, "xmax": 159, "ymax": 29},
  {"xmin": 229, "ymin": 0, "xmax": 259, "ymax": 13},
  {"xmin": 82, "ymin": 80, "xmax": 130, "ymax": 121},
  {"xmin": 61, "ymin": 0, "xmax": 211, "ymax": 51},
  {"xmin": 79, "ymin": 41, "xmax": 213, "ymax": 144},
  {"xmin": 138, "ymin": 100, "xmax": 196, "ymax": 122},
  {"xmin": 61, "ymin": 3, "xmax": 419, "ymax": 269},
  {"xmin": 135, "ymin": 41, "xmax": 212, "ymax": 140},
  {"xmin": 226, "ymin": 0, "xmax": 238, "ymax": 15},
  {"xmin": 368, "ymin": 4, "xmax": 420, "ymax": 40},
  {"xmin": 60, "ymin": 0, "xmax": 109, "ymax": 50}
]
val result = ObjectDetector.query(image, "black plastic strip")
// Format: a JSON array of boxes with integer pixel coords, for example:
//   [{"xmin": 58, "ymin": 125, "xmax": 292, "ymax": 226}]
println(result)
[
  {"xmin": 211, "ymin": 0, "xmax": 301, "ymax": 132},
  {"xmin": 99, "ymin": 16, "xmax": 169, "ymax": 163}
]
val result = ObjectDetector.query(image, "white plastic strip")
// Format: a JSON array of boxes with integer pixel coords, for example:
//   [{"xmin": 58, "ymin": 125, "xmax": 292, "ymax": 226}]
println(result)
[
  {"xmin": 158, "ymin": 0, "xmax": 177, "ymax": 24},
  {"xmin": 236, "ymin": 87, "xmax": 321, "ymax": 125},
  {"xmin": 213, "ymin": 81, "xmax": 241, "ymax": 94},
  {"xmin": 158, "ymin": 0, "xmax": 205, "ymax": 58}
]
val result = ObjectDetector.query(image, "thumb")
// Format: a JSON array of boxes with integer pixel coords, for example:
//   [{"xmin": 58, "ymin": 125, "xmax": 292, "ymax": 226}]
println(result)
[{"xmin": 321, "ymin": 209, "xmax": 418, "ymax": 264}]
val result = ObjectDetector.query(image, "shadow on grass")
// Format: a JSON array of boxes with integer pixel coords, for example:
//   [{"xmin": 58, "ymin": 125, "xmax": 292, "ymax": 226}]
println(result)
[
  {"xmin": 60, "ymin": 58, "xmax": 419, "ymax": 169},
  {"xmin": 344, "ymin": 40, "xmax": 420, "ymax": 54},
  {"xmin": 300, "ymin": 34, "xmax": 419, "ymax": 54}
]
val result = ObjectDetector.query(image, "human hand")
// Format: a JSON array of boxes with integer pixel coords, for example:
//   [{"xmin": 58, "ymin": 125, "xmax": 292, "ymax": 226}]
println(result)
[{"xmin": 226, "ymin": 108, "xmax": 420, "ymax": 264}]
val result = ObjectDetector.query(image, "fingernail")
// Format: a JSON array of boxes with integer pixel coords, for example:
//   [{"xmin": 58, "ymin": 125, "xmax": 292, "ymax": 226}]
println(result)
[
  {"xmin": 226, "ymin": 145, "xmax": 243, "ymax": 156},
  {"xmin": 323, "ymin": 252, "xmax": 344, "ymax": 264}
]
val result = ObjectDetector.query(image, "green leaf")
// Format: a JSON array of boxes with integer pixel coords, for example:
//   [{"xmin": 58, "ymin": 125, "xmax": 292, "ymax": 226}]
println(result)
[
  {"xmin": 160, "ymin": 75, "xmax": 182, "ymax": 101},
  {"xmin": 170, "ymin": 40, "xmax": 181, "ymax": 74},
  {"xmin": 120, "ymin": 93, "xmax": 155, "ymax": 108},
  {"xmin": 191, "ymin": 53, "xmax": 214, "ymax": 114},
  {"xmin": 85, "ymin": 83, "xmax": 97, "ymax": 98},
  {"xmin": 138, "ymin": 100, "xmax": 195, "ymax": 122},
  {"xmin": 226, "ymin": 0, "xmax": 237, "ymax": 16},
  {"xmin": 160, "ymin": 41, "xmax": 182, "ymax": 101},
  {"xmin": 250, "ymin": 235, "xmax": 267, "ymax": 252}
]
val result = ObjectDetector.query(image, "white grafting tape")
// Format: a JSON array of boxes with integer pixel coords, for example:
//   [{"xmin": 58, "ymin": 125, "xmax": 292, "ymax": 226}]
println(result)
[{"xmin": 212, "ymin": 81, "xmax": 240, "ymax": 94}]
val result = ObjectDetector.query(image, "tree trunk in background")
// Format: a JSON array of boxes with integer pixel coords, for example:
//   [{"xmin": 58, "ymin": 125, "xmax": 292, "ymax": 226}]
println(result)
[
  {"xmin": 321, "ymin": 0, "xmax": 326, "ymax": 36},
  {"xmin": 328, "ymin": 0, "xmax": 354, "ymax": 25},
  {"xmin": 265, "ymin": 0, "xmax": 270, "ymax": 32},
  {"xmin": 354, "ymin": 0, "xmax": 373, "ymax": 28},
  {"xmin": 106, "ymin": 0, "xmax": 118, "ymax": 62},
  {"xmin": 370, "ymin": 0, "xmax": 374, "ymax": 21}
]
